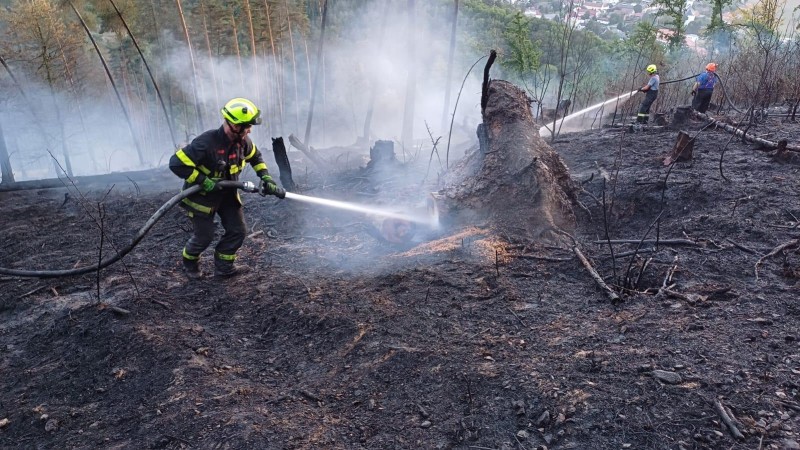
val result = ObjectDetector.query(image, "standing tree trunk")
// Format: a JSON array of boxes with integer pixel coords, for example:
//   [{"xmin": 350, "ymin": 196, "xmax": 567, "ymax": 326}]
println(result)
[
  {"xmin": 198, "ymin": 0, "xmax": 221, "ymax": 110},
  {"xmin": 0, "ymin": 55, "xmax": 26, "ymax": 178},
  {"xmin": 285, "ymin": 0, "xmax": 301, "ymax": 133},
  {"xmin": 242, "ymin": 0, "xmax": 260, "ymax": 102},
  {"xmin": 68, "ymin": 0, "xmax": 145, "ymax": 166},
  {"xmin": 263, "ymin": 0, "xmax": 284, "ymax": 134},
  {"xmin": 400, "ymin": 0, "xmax": 417, "ymax": 148},
  {"xmin": 303, "ymin": 0, "xmax": 329, "ymax": 146},
  {"xmin": 440, "ymin": 0, "xmax": 459, "ymax": 132},
  {"xmin": 175, "ymin": 0, "xmax": 204, "ymax": 131},
  {"xmin": 45, "ymin": 70, "xmax": 74, "ymax": 177},
  {"xmin": 0, "ymin": 55, "xmax": 29, "ymax": 103},
  {"xmin": 57, "ymin": 42, "xmax": 98, "ymax": 172},
  {"xmin": 0, "ymin": 122, "xmax": 14, "ymax": 184},
  {"xmin": 362, "ymin": 0, "xmax": 390, "ymax": 144},
  {"xmin": 107, "ymin": 0, "xmax": 179, "ymax": 148},
  {"xmin": 229, "ymin": 8, "xmax": 245, "ymax": 92}
]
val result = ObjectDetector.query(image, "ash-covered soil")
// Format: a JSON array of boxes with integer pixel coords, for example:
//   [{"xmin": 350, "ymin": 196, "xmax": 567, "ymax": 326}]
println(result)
[{"xmin": 1, "ymin": 116, "xmax": 799, "ymax": 450}]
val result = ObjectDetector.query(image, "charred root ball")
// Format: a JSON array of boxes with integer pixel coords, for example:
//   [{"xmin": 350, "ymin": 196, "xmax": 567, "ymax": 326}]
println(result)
[{"xmin": 436, "ymin": 80, "xmax": 577, "ymax": 240}]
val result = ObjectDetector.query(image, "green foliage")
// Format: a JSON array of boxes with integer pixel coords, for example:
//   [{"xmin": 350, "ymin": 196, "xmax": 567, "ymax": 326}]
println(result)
[
  {"xmin": 461, "ymin": 0, "xmax": 518, "ymax": 52},
  {"xmin": 706, "ymin": 0, "xmax": 734, "ymax": 33},
  {"xmin": 1, "ymin": 0, "xmax": 80, "ymax": 87},
  {"xmin": 502, "ymin": 12, "xmax": 541, "ymax": 79},
  {"xmin": 651, "ymin": 0, "xmax": 688, "ymax": 47}
]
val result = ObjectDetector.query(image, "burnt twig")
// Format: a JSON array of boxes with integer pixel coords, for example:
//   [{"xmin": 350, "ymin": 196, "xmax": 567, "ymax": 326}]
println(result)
[
  {"xmin": 622, "ymin": 210, "xmax": 664, "ymax": 289},
  {"xmin": 755, "ymin": 238, "xmax": 800, "ymax": 280},
  {"xmin": 446, "ymin": 53, "xmax": 488, "ymax": 169},
  {"xmin": 714, "ymin": 398, "xmax": 745, "ymax": 440},
  {"xmin": 594, "ymin": 238, "xmax": 699, "ymax": 246},
  {"xmin": 573, "ymin": 245, "xmax": 620, "ymax": 303}
]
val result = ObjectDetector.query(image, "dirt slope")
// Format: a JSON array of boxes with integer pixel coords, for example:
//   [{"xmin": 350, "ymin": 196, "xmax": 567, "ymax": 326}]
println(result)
[{"xmin": 1, "ymin": 117, "xmax": 799, "ymax": 450}]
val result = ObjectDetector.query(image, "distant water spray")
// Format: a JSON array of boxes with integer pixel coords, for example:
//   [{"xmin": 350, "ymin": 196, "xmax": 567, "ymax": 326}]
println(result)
[
  {"xmin": 540, "ymin": 90, "xmax": 638, "ymax": 134},
  {"xmin": 285, "ymin": 192, "xmax": 438, "ymax": 227}
]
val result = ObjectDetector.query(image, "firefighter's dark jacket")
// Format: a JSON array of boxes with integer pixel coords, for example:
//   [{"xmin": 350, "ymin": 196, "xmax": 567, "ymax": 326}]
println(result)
[{"xmin": 169, "ymin": 125, "xmax": 269, "ymax": 216}]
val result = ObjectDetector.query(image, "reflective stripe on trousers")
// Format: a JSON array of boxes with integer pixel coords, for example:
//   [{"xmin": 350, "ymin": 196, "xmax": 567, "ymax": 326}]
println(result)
[{"xmin": 182, "ymin": 199, "xmax": 246, "ymax": 261}]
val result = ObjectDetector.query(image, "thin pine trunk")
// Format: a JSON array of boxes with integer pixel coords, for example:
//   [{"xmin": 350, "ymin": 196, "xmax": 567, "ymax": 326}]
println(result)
[
  {"xmin": 285, "ymin": 0, "xmax": 301, "ymax": 133},
  {"xmin": 302, "ymin": 33, "xmax": 312, "ymax": 96},
  {"xmin": 199, "ymin": 0, "xmax": 220, "ymax": 109},
  {"xmin": 149, "ymin": 0, "xmax": 176, "ymax": 135},
  {"xmin": 262, "ymin": 41, "xmax": 281, "ymax": 135},
  {"xmin": 243, "ymin": 0, "xmax": 260, "ymax": 102},
  {"xmin": 401, "ymin": 0, "xmax": 417, "ymax": 147},
  {"xmin": 362, "ymin": 0, "xmax": 390, "ymax": 142},
  {"xmin": 0, "ymin": 55, "xmax": 30, "ymax": 102},
  {"xmin": 107, "ymin": 0, "xmax": 179, "ymax": 147},
  {"xmin": 42, "ymin": 52, "xmax": 73, "ymax": 177},
  {"xmin": 263, "ymin": 0, "xmax": 284, "ymax": 133},
  {"xmin": 175, "ymin": 0, "xmax": 204, "ymax": 131},
  {"xmin": 304, "ymin": 0, "xmax": 329, "ymax": 146},
  {"xmin": 0, "ymin": 56, "xmax": 25, "ymax": 178},
  {"xmin": 68, "ymin": 0, "xmax": 145, "ymax": 166},
  {"xmin": 0, "ymin": 122, "xmax": 13, "ymax": 184},
  {"xmin": 58, "ymin": 43, "xmax": 98, "ymax": 172},
  {"xmin": 230, "ymin": 8, "xmax": 245, "ymax": 91},
  {"xmin": 441, "ymin": 0, "xmax": 459, "ymax": 132}
]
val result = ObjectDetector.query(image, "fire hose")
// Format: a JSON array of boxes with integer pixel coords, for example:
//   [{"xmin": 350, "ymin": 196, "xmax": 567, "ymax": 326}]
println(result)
[{"xmin": 0, "ymin": 180, "xmax": 264, "ymax": 279}]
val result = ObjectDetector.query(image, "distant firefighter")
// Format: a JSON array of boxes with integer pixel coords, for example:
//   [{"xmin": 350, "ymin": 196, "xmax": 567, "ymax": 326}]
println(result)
[
  {"xmin": 636, "ymin": 64, "xmax": 660, "ymax": 124},
  {"xmin": 556, "ymin": 99, "xmax": 571, "ymax": 117},
  {"xmin": 691, "ymin": 63, "xmax": 718, "ymax": 113}
]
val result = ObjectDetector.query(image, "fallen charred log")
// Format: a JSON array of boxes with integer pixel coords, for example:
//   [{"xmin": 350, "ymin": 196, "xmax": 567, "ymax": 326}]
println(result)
[
  {"xmin": 0, "ymin": 168, "xmax": 171, "ymax": 192},
  {"xmin": 693, "ymin": 110, "xmax": 800, "ymax": 152}
]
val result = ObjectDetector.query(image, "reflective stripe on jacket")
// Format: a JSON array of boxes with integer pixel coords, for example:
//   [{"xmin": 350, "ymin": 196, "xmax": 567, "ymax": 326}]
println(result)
[{"xmin": 169, "ymin": 126, "xmax": 269, "ymax": 216}]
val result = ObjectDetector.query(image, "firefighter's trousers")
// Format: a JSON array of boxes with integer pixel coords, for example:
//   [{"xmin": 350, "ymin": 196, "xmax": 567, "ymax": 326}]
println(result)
[
  {"xmin": 183, "ymin": 198, "xmax": 246, "ymax": 262},
  {"xmin": 637, "ymin": 90, "xmax": 658, "ymax": 123},
  {"xmin": 692, "ymin": 89, "xmax": 713, "ymax": 113}
]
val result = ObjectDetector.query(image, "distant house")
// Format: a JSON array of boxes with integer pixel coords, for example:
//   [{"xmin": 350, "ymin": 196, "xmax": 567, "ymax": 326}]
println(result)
[
  {"xmin": 685, "ymin": 35, "xmax": 709, "ymax": 57},
  {"xmin": 585, "ymin": 2, "xmax": 603, "ymax": 10},
  {"xmin": 523, "ymin": 7, "xmax": 542, "ymax": 19},
  {"xmin": 657, "ymin": 28, "xmax": 675, "ymax": 43},
  {"xmin": 615, "ymin": 6, "xmax": 634, "ymax": 15}
]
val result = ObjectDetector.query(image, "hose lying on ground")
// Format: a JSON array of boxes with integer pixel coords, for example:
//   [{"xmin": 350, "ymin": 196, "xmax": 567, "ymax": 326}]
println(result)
[{"xmin": 0, "ymin": 181, "xmax": 254, "ymax": 278}]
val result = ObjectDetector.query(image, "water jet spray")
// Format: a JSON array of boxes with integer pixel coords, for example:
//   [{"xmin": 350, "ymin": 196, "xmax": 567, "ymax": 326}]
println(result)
[
  {"xmin": 540, "ymin": 90, "xmax": 638, "ymax": 134},
  {"xmin": 284, "ymin": 191, "xmax": 440, "ymax": 244}
]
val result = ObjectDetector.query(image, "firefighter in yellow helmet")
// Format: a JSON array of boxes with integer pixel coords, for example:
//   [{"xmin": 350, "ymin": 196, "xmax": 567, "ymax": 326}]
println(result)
[
  {"xmin": 169, "ymin": 98, "xmax": 285, "ymax": 279},
  {"xmin": 636, "ymin": 64, "xmax": 660, "ymax": 124}
]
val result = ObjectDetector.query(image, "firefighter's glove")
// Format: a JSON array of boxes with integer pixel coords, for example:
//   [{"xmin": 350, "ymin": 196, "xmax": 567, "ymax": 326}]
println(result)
[
  {"xmin": 261, "ymin": 175, "xmax": 286, "ymax": 199},
  {"xmin": 201, "ymin": 177, "xmax": 218, "ymax": 192}
]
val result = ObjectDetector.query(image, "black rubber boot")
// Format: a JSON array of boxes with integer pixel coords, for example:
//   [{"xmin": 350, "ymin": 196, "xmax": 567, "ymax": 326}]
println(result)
[
  {"xmin": 214, "ymin": 259, "xmax": 249, "ymax": 278},
  {"xmin": 183, "ymin": 258, "xmax": 202, "ymax": 279}
]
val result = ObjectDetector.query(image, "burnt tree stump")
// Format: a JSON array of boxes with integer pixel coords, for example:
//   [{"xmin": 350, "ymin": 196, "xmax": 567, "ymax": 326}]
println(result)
[
  {"xmin": 368, "ymin": 140, "xmax": 396, "ymax": 166},
  {"xmin": 435, "ymin": 80, "xmax": 577, "ymax": 239},
  {"xmin": 671, "ymin": 106, "xmax": 691, "ymax": 129},
  {"xmin": 663, "ymin": 130, "xmax": 694, "ymax": 165}
]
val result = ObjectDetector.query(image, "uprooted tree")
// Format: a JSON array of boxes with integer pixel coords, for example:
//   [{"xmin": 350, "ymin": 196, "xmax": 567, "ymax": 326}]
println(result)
[{"xmin": 436, "ymin": 79, "xmax": 577, "ymax": 240}]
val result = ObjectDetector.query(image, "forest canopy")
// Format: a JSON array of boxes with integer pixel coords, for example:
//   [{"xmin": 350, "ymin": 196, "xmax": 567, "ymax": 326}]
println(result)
[{"xmin": 0, "ymin": 0, "xmax": 797, "ymax": 182}]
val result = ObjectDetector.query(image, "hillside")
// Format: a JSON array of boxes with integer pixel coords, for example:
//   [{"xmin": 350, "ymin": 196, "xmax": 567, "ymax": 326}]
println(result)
[{"xmin": 1, "ymin": 112, "xmax": 799, "ymax": 449}]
